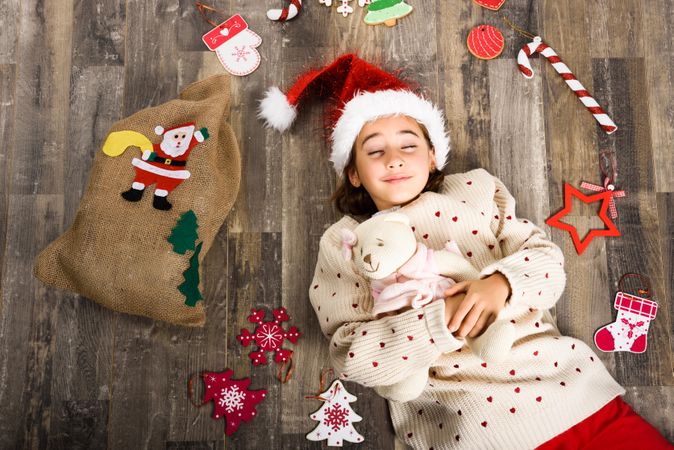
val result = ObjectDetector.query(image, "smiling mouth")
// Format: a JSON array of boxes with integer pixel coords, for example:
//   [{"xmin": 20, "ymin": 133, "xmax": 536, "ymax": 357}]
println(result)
[{"xmin": 364, "ymin": 261, "xmax": 380, "ymax": 273}]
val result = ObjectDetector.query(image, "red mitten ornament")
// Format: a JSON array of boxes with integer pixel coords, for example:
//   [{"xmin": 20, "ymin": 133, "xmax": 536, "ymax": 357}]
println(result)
[
  {"xmin": 237, "ymin": 307, "xmax": 302, "ymax": 380},
  {"xmin": 194, "ymin": 370, "xmax": 267, "ymax": 435},
  {"xmin": 594, "ymin": 274, "xmax": 658, "ymax": 353}
]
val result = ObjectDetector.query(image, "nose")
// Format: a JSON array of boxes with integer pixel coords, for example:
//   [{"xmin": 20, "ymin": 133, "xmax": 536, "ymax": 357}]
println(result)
[
  {"xmin": 363, "ymin": 253, "xmax": 371, "ymax": 264},
  {"xmin": 387, "ymin": 155, "xmax": 404, "ymax": 169}
]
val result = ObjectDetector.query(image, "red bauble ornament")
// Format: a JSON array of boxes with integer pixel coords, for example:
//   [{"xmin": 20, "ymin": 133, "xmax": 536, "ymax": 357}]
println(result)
[{"xmin": 545, "ymin": 183, "xmax": 621, "ymax": 255}]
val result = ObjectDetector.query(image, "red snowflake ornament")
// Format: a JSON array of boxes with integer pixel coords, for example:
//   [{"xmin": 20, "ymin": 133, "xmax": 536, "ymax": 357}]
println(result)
[
  {"xmin": 199, "ymin": 370, "xmax": 267, "ymax": 435},
  {"xmin": 237, "ymin": 307, "xmax": 302, "ymax": 366}
]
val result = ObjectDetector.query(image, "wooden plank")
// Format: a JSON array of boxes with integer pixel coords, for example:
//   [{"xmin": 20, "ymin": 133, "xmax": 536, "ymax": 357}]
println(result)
[
  {"xmin": 0, "ymin": 64, "xmax": 16, "ymax": 302},
  {"xmin": 48, "ymin": 400, "xmax": 109, "ymax": 449},
  {"xmin": 225, "ymin": 4, "xmax": 284, "ymax": 234},
  {"xmin": 224, "ymin": 232, "xmax": 283, "ymax": 448},
  {"xmin": 594, "ymin": 58, "xmax": 653, "ymax": 194},
  {"xmin": 640, "ymin": 0, "xmax": 674, "ymax": 192},
  {"xmin": 11, "ymin": 0, "xmax": 72, "ymax": 194},
  {"xmin": 0, "ymin": 0, "xmax": 73, "ymax": 445},
  {"xmin": 436, "ymin": 0, "xmax": 494, "ymax": 173},
  {"xmin": 656, "ymin": 193, "xmax": 673, "ymax": 357},
  {"xmin": 588, "ymin": 0, "xmax": 643, "ymax": 58},
  {"xmin": 0, "ymin": 194, "xmax": 64, "ymax": 447},
  {"xmin": 71, "ymin": 0, "xmax": 125, "ymax": 67},
  {"xmin": 488, "ymin": 58, "xmax": 549, "ymax": 224},
  {"xmin": 540, "ymin": 0, "xmax": 597, "ymax": 208},
  {"xmin": 0, "ymin": 0, "xmax": 20, "ymax": 64}
]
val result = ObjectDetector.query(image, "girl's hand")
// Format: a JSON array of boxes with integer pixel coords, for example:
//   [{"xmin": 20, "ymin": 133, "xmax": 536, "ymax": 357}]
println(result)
[{"xmin": 443, "ymin": 273, "xmax": 511, "ymax": 338}]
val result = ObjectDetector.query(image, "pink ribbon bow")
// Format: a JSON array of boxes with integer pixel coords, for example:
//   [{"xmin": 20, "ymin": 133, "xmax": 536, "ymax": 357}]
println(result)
[{"xmin": 580, "ymin": 177, "xmax": 626, "ymax": 219}]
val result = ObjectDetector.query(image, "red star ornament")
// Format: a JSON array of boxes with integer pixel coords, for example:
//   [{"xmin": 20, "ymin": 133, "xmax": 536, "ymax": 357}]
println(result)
[{"xmin": 546, "ymin": 182, "xmax": 621, "ymax": 255}]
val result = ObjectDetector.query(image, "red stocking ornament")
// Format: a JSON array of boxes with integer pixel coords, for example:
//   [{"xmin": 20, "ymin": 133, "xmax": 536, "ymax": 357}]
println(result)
[{"xmin": 594, "ymin": 274, "xmax": 658, "ymax": 353}]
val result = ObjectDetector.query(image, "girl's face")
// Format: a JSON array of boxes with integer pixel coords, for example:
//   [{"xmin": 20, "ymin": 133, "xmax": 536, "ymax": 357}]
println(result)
[{"xmin": 349, "ymin": 115, "xmax": 436, "ymax": 211}]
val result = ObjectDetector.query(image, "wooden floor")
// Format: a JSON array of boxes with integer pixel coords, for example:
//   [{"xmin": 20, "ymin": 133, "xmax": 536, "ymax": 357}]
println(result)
[{"xmin": 1, "ymin": 0, "xmax": 672, "ymax": 448}]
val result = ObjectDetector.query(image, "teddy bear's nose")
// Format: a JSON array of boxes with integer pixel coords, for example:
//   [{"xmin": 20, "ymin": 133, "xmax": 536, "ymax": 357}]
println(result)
[{"xmin": 363, "ymin": 253, "xmax": 371, "ymax": 264}]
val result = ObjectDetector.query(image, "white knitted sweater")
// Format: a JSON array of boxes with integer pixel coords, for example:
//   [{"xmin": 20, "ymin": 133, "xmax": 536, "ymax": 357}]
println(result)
[{"xmin": 309, "ymin": 169, "xmax": 624, "ymax": 449}]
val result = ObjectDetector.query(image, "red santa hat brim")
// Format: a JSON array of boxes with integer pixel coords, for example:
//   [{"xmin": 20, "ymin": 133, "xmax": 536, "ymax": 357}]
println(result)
[{"xmin": 330, "ymin": 90, "xmax": 450, "ymax": 175}]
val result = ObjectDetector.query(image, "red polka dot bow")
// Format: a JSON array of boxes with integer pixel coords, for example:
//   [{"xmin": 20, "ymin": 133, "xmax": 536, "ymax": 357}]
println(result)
[{"xmin": 580, "ymin": 177, "xmax": 626, "ymax": 219}]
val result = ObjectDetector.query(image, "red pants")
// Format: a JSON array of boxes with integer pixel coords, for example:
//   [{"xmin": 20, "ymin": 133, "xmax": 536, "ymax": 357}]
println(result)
[
  {"xmin": 133, "ymin": 167, "xmax": 185, "ymax": 192},
  {"xmin": 537, "ymin": 396, "xmax": 673, "ymax": 449}
]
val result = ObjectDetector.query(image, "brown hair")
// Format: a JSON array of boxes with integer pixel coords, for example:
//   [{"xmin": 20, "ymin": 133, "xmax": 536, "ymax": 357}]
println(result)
[{"xmin": 331, "ymin": 121, "xmax": 445, "ymax": 217}]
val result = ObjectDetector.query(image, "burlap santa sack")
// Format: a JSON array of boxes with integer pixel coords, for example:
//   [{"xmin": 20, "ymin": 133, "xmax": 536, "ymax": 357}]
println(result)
[{"xmin": 34, "ymin": 75, "xmax": 241, "ymax": 326}]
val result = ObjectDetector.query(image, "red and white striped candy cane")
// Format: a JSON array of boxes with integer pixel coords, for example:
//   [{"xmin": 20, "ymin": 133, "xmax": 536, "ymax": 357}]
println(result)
[
  {"xmin": 518, "ymin": 36, "xmax": 617, "ymax": 135},
  {"xmin": 267, "ymin": 0, "xmax": 302, "ymax": 21}
]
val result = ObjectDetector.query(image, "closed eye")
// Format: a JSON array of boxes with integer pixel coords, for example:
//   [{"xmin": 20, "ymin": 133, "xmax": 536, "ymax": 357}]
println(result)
[
  {"xmin": 367, "ymin": 150, "xmax": 384, "ymax": 156},
  {"xmin": 376, "ymin": 238, "xmax": 384, "ymax": 247}
]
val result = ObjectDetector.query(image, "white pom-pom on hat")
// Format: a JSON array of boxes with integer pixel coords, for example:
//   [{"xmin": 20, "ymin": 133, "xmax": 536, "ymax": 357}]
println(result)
[
  {"xmin": 154, "ymin": 125, "xmax": 165, "ymax": 135},
  {"xmin": 258, "ymin": 87, "xmax": 298, "ymax": 132}
]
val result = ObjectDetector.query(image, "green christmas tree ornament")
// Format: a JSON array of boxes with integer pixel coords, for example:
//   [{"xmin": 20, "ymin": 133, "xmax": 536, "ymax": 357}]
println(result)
[{"xmin": 364, "ymin": 0, "xmax": 413, "ymax": 27}]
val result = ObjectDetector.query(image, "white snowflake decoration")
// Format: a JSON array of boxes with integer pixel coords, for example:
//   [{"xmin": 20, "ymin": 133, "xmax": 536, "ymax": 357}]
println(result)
[{"xmin": 218, "ymin": 385, "xmax": 246, "ymax": 414}]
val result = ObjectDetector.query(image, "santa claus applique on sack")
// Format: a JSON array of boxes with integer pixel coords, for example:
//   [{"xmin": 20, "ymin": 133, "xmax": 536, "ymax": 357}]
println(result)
[{"xmin": 102, "ymin": 123, "xmax": 209, "ymax": 210}]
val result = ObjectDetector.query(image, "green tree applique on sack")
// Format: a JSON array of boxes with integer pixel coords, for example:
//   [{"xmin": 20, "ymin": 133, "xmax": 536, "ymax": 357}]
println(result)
[{"xmin": 169, "ymin": 210, "xmax": 203, "ymax": 307}]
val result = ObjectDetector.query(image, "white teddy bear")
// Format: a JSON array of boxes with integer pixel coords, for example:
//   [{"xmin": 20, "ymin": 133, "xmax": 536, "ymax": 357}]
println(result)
[{"xmin": 341, "ymin": 212, "xmax": 517, "ymax": 402}]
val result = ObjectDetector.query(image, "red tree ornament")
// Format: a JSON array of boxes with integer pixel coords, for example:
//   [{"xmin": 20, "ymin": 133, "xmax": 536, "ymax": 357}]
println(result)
[
  {"xmin": 237, "ymin": 307, "xmax": 302, "ymax": 379},
  {"xmin": 545, "ymin": 182, "xmax": 621, "ymax": 255},
  {"xmin": 193, "ymin": 370, "xmax": 267, "ymax": 435}
]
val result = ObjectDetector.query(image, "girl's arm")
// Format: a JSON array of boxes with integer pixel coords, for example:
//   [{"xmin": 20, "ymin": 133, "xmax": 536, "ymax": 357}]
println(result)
[
  {"xmin": 309, "ymin": 220, "xmax": 464, "ymax": 387},
  {"xmin": 479, "ymin": 174, "xmax": 567, "ymax": 310}
]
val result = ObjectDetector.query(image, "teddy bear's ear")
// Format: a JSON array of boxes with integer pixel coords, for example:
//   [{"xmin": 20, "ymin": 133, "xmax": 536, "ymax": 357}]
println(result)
[
  {"xmin": 340, "ymin": 228, "xmax": 358, "ymax": 260},
  {"xmin": 383, "ymin": 212, "xmax": 410, "ymax": 226}
]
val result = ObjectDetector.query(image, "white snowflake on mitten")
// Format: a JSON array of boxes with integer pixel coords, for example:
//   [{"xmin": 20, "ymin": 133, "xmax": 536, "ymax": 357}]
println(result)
[{"xmin": 594, "ymin": 291, "xmax": 658, "ymax": 353}]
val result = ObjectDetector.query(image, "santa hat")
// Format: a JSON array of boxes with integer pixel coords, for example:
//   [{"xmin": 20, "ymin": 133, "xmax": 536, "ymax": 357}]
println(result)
[
  {"xmin": 258, "ymin": 53, "xmax": 450, "ymax": 175},
  {"xmin": 154, "ymin": 122, "xmax": 207, "ymax": 142}
]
